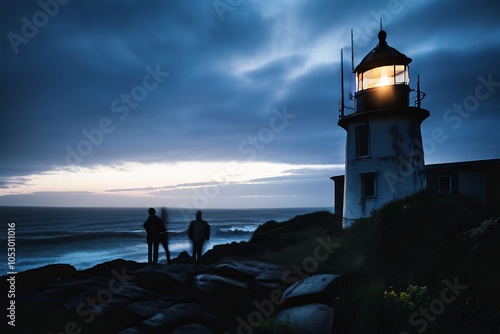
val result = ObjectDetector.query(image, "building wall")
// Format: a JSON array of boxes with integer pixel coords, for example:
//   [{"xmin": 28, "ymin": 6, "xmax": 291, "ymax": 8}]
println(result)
[
  {"xmin": 331, "ymin": 176, "xmax": 344, "ymax": 216},
  {"xmin": 425, "ymin": 159, "xmax": 500, "ymax": 212},
  {"xmin": 458, "ymin": 171, "xmax": 487, "ymax": 204},
  {"xmin": 332, "ymin": 160, "xmax": 500, "ymax": 223},
  {"xmin": 342, "ymin": 112, "xmax": 426, "ymax": 227}
]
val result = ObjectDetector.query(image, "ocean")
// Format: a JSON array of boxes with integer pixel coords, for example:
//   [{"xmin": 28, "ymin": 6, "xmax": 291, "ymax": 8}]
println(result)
[{"xmin": 0, "ymin": 206, "xmax": 329, "ymax": 272}]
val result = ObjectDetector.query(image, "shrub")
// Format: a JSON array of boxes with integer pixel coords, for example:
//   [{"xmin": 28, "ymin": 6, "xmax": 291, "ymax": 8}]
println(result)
[{"xmin": 383, "ymin": 284, "xmax": 429, "ymax": 331}]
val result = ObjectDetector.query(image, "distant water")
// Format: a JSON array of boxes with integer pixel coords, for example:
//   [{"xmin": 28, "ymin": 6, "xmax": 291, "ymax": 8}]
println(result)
[{"xmin": 0, "ymin": 207, "xmax": 329, "ymax": 272}]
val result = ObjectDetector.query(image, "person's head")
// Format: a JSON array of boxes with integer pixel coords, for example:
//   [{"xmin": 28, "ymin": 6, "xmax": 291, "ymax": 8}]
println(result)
[
  {"xmin": 196, "ymin": 210, "xmax": 202, "ymax": 220},
  {"xmin": 148, "ymin": 208, "xmax": 156, "ymax": 216}
]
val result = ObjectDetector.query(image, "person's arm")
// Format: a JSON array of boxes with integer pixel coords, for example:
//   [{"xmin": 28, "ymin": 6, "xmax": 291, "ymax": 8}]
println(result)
[
  {"xmin": 206, "ymin": 222, "xmax": 210, "ymax": 241},
  {"xmin": 188, "ymin": 223, "xmax": 193, "ymax": 240}
]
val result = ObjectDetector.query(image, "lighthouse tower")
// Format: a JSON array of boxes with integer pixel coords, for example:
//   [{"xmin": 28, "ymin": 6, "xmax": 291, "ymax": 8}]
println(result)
[{"xmin": 339, "ymin": 30, "xmax": 429, "ymax": 228}]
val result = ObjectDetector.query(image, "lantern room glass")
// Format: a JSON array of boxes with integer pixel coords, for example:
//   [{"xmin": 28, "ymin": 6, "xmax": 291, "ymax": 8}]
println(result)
[{"xmin": 356, "ymin": 65, "xmax": 409, "ymax": 92}]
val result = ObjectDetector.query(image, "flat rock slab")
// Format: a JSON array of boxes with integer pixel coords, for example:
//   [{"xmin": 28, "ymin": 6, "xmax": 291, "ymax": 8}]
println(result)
[
  {"xmin": 124, "ymin": 299, "xmax": 175, "ymax": 319},
  {"xmin": 133, "ymin": 270, "xmax": 189, "ymax": 296},
  {"xmin": 13, "ymin": 263, "xmax": 79, "ymax": 291},
  {"xmin": 213, "ymin": 258, "xmax": 285, "ymax": 283},
  {"xmin": 193, "ymin": 273, "xmax": 248, "ymax": 293},
  {"xmin": 142, "ymin": 302, "xmax": 219, "ymax": 332},
  {"xmin": 137, "ymin": 263, "xmax": 193, "ymax": 276},
  {"xmin": 118, "ymin": 327, "xmax": 143, "ymax": 334},
  {"xmin": 170, "ymin": 323, "xmax": 214, "ymax": 334},
  {"xmin": 280, "ymin": 274, "xmax": 341, "ymax": 308},
  {"xmin": 277, "ymin": 303, "xmax": 334, "ymax": 334}
]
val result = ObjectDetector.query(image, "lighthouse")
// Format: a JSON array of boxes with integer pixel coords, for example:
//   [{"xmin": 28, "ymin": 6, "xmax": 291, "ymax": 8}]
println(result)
[{"xmin": 338, "ymin": 30, "xmax": 429, "ymax": 228}]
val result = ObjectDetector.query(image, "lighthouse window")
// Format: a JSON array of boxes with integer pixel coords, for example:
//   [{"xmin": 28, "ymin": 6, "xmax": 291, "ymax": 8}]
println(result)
[
  {"xmin": 357, "ymin": 65, "xmax": 409, "ymax": 91},
  {"xmin": 395, "ymin": 65, "xmax": 408, "ymax": 85},
  {"xmin": 361, "ymin": 65, "xmax": 394, "ymax": 89},
  {"xmin": 356, "ymin": 125, "xmax": 370, "ymax": 157},
  {"xmin": 362, "ymin": 173, "xmax": 376, "ymax": 198}
]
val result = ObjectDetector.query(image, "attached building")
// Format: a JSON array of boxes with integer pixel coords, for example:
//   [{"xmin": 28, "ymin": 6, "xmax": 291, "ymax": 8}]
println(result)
[{"xmin": 332, "ymin": 159, "xmax": 500, "ymax": 219}]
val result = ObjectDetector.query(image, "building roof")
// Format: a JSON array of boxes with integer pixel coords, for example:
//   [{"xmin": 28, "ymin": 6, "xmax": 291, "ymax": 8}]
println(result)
[
  {"xmin": 354, "ymin": 30, "xmax": 412, "ymax": 73},
  {"xmin": 331, "ymin": 158, "xmax": 500, "ymax": 179},
  {"xmin": 425, "ymin": 158, "xmax": 500, "ymax": 170}
]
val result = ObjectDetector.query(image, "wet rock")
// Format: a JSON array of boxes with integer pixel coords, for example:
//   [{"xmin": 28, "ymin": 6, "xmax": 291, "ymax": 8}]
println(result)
[
  {"xmin": 280, "ymin": 274, "xmax": 341, "ymax": 308},
  {"xmin": 193, "ymin": 273, "xmax": 247, "ymax": 292},
  {"xmin": 14, "ymin": 263, "xmax": 79, "ymax": 291},
  {"xmin": 277, "ymin": 303, "xmax": 335, "ymax": 334},
  {"xmin": 212, "ymin": 258, "xmax": 285, "ymax": 284},
  {"xmin": 141, "ymin": 302, "xmax": 220, "ymax": 332},
  {"xmin": 124, "ymin": 300, "xmax": 175, "ymax": 319},
  {"xmin": 84, "ymin": 258, "xmax": 148, "ymax": 276},
  {"xmin": 133, "ymin": 270, "xmax": 188, "ymax": 295},
  {"xmin": 201, "ymin": 241, "xmax": 252, "ymax": 264},
  {"xmin": 170, "ymin": 323, "xmax": 214, "ymax": 334},
  {"xmin": 192, "ymin": 272, "xmax": 248, "ymax": 315},
  {"xmin": 16, "ymin": 301, "xmax": 80, "ymax": 334},
  {"xmin": 8, "ymin": 253, "xmax": 336, "ymax": 334},
  {"xmin": 172, "ymin": 250, "xmax": 197, "ymax": 264},
  {"xmin": 118, "ymin": 327, "xmax": 144, "ymax": 334}
]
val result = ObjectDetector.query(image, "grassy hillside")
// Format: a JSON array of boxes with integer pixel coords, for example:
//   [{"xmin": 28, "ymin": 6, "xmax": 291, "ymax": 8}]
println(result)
[{"xmin": 248, "ymin": 190, "xmax": 500, "ymax": 333}]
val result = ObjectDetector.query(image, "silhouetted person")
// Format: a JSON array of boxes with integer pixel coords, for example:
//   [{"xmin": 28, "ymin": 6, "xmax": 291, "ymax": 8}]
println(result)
[
  {"xmin": 188, "ymin": 210, "xmax": 210, "ymax": 264},
  {"xmin": 143, "ymin": 208, "xmax": 163, "ymax": 265},
  {"xmin": 160, "ymin": 207, "xmax": 171, "ymax": 265}
]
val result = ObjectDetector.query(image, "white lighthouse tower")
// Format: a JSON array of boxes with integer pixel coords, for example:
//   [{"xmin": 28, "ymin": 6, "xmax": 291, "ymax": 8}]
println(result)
[{"xmin": 339, "ymin": 30, "xmax": 429, "ymax": 228}]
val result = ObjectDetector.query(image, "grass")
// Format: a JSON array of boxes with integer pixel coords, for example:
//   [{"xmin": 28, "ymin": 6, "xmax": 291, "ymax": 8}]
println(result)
[{"xmin": 248, "ymin": 191, "xmax": 500, "ymax": 333}]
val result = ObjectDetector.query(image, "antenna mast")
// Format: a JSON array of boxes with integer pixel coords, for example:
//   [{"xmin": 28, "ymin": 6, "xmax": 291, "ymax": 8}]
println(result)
[
  {"xmin": 350, "ymin": 29, "xmax": 354, "ymax": 73},
  {"xmin": 417, "ymin": 74, "xmax": 421, "ymax": 109},
  {"xmin": 340, "ymin": 48, "xmax": 345, "ymax": 118}
]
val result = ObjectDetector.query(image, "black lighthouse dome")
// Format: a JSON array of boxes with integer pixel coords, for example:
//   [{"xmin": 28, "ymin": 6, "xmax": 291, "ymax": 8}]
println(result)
[
  {"xmin": 354, "ymin": 30, "xmax": 412, "ymax": 112},
  {"xmin": 355, "ymin": 30, "xmax": 412, "ymax": 73}
]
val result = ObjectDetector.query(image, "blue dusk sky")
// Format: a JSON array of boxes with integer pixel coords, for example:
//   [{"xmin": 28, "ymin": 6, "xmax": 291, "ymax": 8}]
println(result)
[{"xmin": 1, "ymin": 0, "xmax": 499, "ymax": 208}]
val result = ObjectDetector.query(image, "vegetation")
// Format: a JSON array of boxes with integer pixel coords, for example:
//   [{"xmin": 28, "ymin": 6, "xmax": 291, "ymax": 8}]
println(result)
[
  {"xmin": 249, "ymin": 190, "xmax": 500, "ymax": 333},
  {"xmin": 256, "ymin": 315, "xmax": 297, "ymax": 334}
]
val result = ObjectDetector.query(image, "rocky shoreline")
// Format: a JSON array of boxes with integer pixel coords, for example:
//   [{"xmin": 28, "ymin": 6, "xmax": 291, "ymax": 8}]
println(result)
[
  {"xmin": 4, "ymin": 211, "xmax": 341, "ymax": 333},
  {"xmin": 6, "ymin": 255, "xmax": 340, "ymax": 333}
]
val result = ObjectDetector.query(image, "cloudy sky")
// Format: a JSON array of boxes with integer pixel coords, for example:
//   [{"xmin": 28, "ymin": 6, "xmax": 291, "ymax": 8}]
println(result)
[{"xmin": 1, "ymin": 0, "xmax": 499, "ymax": 209}]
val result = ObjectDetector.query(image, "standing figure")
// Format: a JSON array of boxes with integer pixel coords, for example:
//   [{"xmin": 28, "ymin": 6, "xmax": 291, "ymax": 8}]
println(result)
[
  {"xmin": 188, "ymin": 210, "xmax": 210, "ymax": 265},
  {"xmin": 160, "ymin": 207, "xmax": 171, "ymax": 265},
  {"xmin": 143, "ymin": 207, "xmax": 163, "ymax": 265}
]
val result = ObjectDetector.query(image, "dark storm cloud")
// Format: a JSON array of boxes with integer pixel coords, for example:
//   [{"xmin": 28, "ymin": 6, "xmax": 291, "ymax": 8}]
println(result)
[{"xmin": 1, "ymin": 0, "xmax": 499, "ymax": 184}]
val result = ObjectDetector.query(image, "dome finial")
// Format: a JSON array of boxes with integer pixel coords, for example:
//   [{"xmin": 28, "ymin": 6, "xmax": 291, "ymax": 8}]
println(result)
[
  {"xmin": 378, "ymin": 29, "xmax": 387, "ymax": 44},
  {"xmin": 378, "ymin": 18, "xmax": 387, "ymax": 44}
]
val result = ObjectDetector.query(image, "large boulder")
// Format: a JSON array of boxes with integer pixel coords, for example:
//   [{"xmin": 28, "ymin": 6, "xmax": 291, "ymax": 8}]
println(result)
[
  {"xmin": 212, "ymin": 258, "xmax": 285, "ymax": 286},
  {"xmin": 140, "ymin": 302, "xmax": 220, "ymax": 333},
  {"xmin": 4, "ymin": 263, "xmax": 79, "ymax": 291},
  {"xmin": 170, "ymin": 323, "xmax": 214, "ymax": 334},
  {"xmin": 279, "ymin": 274, "xmax": 342, "ymax": 309},
  {"xmin": 273, "ymin": 274, "xmax": 341, "ymax": 334},
  {"xmin": 277, "ymin": 303, "xmax": 335, "ymax": 334}
]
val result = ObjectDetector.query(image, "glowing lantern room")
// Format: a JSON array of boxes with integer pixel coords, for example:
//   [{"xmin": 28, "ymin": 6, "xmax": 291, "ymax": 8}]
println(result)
[
  {"xmin": 357, "ymin": 64, "xmax": 409, "ymax": 90},
  {"xmin": 354, "ymin": 30, "xmax": 412, "ymax": 112}
]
